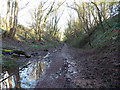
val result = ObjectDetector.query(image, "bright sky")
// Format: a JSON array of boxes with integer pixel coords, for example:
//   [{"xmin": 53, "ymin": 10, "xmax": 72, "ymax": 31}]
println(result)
[
  {"xmin": 0, "ymin": 0, "xmax": 95, "ymax": 27},
  {"xmin": 0, "ymin": 0, "xmax": 77, "ymax": 29},
  {"xmin": 0, "ymin": 0, "xmax": 119, "ymax": 31},
  {"xmin": 18, "ymin": 0, "xmax": 77, "ymax": 29}
]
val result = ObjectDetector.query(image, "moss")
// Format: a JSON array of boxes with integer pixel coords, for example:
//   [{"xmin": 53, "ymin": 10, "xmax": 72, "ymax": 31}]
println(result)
[
  {"xmin": 2, "ymin": 49, "xmax": 12, "ymax": 54},
  {"xmin": 3, "ymin": 50, "xmax": 12, "ymax": 52},
  {"xmin": 25, "ymin": 54, "xmax": 31, "ymax": 58},
  {"xmin": 2, "ymin": 49, "xmax": 31, "ymax": 58},
  {"xmin": 12, "ymin": 53, "xmax": 20, "ymax": 57},
  {"xmin": 1, "ymin": 58, "xmax": 25, "ymax": 71}
]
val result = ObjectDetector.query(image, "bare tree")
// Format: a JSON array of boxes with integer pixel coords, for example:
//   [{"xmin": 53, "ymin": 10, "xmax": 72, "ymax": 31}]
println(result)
[
  {"xmin": 5, "ymin": 0, "xmax": 29, "ymax": 37},
  {"xmin": 91, "ymin": 2, "xmax": 105, "ymax": 31},
  {"xmin": 29, "ymin": 0, "xmax": 65, "ymax": 41},
  {"xmin": 6, "ymin": 0, "xmax": 10, "ymax": 30}
]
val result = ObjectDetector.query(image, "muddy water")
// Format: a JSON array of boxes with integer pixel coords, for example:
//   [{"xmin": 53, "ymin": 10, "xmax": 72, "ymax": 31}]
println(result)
[
  {"xmin": 1, "ymin": 45, "xmax": 78, "ymax": 88},
  {"xmin": 0, "ymin": 52, "xmax": 51, "ymax": 89},
  {"xmin": 19, "ymin": 60, "xmax": 45, "ymax": 88}
]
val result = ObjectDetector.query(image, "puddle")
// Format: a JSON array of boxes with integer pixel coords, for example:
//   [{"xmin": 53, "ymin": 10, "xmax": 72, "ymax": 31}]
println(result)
[
  {"xmin": 64, "ymin": 56, "xmax": 78, "ymax": 81},
  {"xmin": 0, "ymin": 52, "xmax": 51, "ymax": 89},
  {"xmin": 19, "ymin": 60, "xmax": 45, "ymax": 88},
  {"xmin": 0, "ymin": 60, "xmax": 45, "ymax": 88}
]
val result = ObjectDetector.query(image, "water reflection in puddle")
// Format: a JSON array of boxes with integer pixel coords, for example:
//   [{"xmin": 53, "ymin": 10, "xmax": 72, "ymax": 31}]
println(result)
[
  {"xmin": 0, "ymin": 60, "xmax": 46, "ymax": 88},
  {"xmin": 19, "ymin": 60, "xmax": 45, "ymax": 88},
  {"xmin": 0, "ymin": 52, "xmax": 51, "ymax": 89}
]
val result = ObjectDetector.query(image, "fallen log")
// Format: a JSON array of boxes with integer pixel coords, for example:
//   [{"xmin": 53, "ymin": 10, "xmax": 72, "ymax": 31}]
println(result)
[{"xmin": 2, "ymin": 49, "xmax": 31, "ymax": 58}]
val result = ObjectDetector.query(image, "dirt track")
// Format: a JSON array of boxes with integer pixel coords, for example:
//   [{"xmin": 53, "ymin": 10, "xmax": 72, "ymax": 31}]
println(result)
[
  {"xmin": 36, "ymin": 44, "xmax": 71, "ymax": 88},
  {"xmin": 36, "ymin": 44, "xmax": 119, "ymax": 88},
  {"xmin": 2, "ymin": 38, "xmax": 119, "ymax": 88}
]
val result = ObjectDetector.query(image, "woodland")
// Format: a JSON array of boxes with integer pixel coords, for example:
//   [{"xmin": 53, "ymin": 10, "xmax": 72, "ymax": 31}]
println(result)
[{"xmin": 0, "ymin": 0, "xmax": 119, "ymax": 88}]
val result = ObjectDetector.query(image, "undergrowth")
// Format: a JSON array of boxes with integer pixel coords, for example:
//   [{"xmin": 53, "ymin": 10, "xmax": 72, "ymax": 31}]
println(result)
[{"xmin": 69, "ymin": 14, "xmax": 119, "ymax": 51}]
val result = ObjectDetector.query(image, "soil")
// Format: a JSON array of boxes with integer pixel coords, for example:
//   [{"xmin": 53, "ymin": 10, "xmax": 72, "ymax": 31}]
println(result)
[
  {"xmin": 36, "ymin": 43, "xmax": 119, "ymax": 88},
  {"xmin": 2, "ymin": 38, "xmax": 120, "ymax": 88}
]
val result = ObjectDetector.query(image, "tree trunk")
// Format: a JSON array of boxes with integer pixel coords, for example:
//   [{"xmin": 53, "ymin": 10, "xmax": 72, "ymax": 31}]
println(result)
[{"xmin": 91, "ymin": 2, "xmax": 105, "ymax": 32}]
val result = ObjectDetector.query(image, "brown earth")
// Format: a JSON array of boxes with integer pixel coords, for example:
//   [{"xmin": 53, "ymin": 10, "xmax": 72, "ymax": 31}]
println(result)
[
  {"xmin": 36, "ymin": 43, "xmax": 119, "ymax": 88},
  {"xmin": 2, "ymin": 38, "xmax": 120, "ymax": 88}
]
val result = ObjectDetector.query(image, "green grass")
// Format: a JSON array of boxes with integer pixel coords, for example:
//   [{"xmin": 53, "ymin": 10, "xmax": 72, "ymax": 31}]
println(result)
[
  {"xmin": 30, "ymin": 40, "xmax": 59, "ymax": 49},
  {"xmin": 67, "ymin": 14, "xmax": 119, "ymax": 52},
  {"xmin": 84, "ymin": 14, "xmax": 119, "ymax": 48},
  {"xmin": 1, "ymin": 57, "xmax": 25, "ymax": 71}
]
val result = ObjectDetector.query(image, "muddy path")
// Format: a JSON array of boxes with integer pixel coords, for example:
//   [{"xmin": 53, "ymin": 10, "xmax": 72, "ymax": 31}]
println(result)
[
  {"xmin": 35, "ymin": 44, "xmax": 98, "ymax": 88},
  {"xmin": 1, "ymin": 43, "xmax": 119, "ymax": 88},
  {"xmin": 36, "ymin": 43, "xmax": 119, "ymax": 88},
  {"xmin": 36, "ymin": 44, "xmax": 98, "ymax": 88},
  {"xmin": 36, "ymin": 44, "xmax": 77, "ymax": 88}
]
